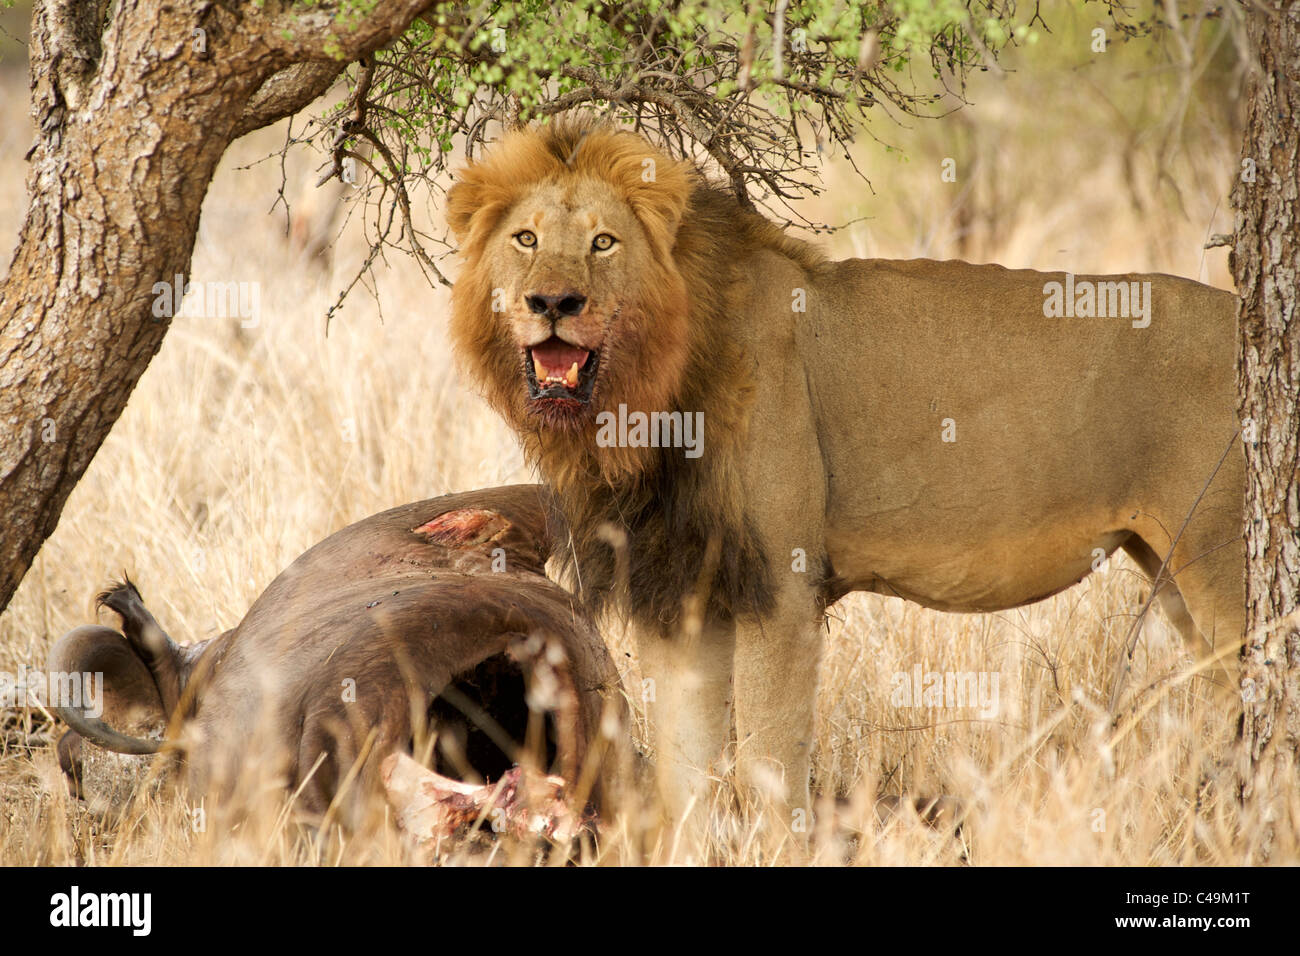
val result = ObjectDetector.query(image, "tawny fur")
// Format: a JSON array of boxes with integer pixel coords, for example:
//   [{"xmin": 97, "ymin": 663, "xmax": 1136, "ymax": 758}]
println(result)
[{"xmin": 446, "ymin": 114, "xmax": 1246, "ymax": 828}]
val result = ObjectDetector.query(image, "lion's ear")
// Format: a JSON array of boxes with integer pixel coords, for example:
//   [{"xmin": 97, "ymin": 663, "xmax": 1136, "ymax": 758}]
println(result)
[
  {"xmin": 627, "ymin": 155, "xmax": 694, "ymax": 253},
  {"xmin": 444, "ymin": 174, "xmax": 481, "ymax": 243}
]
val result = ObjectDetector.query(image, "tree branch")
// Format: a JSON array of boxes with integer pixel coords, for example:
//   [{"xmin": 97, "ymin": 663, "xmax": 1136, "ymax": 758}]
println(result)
[
  {"xmin": 232, "ymin": 60, "xmax": 349, "ymax": 140},
  {"xmin": 263, "ymin": 0, "xmax": 438, "ymax": 61}
]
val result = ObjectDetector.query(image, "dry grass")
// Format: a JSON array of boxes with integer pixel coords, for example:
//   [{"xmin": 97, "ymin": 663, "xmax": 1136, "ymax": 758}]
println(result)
[{"xmin": 1, "ymin": 9, "xmax": 1294, "ymax": 865}]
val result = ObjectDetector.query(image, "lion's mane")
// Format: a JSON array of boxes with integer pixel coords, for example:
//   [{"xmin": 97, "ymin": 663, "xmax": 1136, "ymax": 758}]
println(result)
[{"xmin": 448, "ymin": 117, "xmax": 828, "ymax": 628}]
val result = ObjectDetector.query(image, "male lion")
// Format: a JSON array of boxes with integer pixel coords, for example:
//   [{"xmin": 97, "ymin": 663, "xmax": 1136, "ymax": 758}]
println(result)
[{"xmin": 445, "ymin": 117, "xmax": 1244, "ymax": 828}]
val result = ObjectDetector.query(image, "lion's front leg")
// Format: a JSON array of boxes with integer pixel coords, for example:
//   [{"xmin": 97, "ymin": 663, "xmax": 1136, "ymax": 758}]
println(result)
[
  {"xmin": 732, "ymin": 589, "xmax": 823, "ymax": 836},
  {"xmin": 635, "ymin": 621, "xmax": 735, "ymax": 849}
]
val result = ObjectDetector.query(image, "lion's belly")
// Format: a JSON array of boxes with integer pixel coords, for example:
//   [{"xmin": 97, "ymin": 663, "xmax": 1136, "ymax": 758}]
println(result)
[{"xmin": 825, "ymin": 518, "xmax": 1130, "ymax": 612}]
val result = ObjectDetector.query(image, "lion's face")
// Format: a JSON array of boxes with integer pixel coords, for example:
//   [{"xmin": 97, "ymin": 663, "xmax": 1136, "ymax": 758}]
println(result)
[
  {"xmin": 475, "ymin": 178, "xmax": 672, "ymax": 427},
  {"xmin": 447, "ymin": 124, "xmax": 696, "ymax": 462}
]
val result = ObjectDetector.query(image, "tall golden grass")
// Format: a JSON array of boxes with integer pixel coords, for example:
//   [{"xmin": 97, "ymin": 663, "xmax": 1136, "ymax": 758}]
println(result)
[{"xmin": 2, "ymin": 6, "xmax": 1293, "ymax": 864}]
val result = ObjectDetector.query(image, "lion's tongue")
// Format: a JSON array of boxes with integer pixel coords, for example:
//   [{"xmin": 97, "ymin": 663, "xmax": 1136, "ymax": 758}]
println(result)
[{"xmin": 531, "ymin": 340, "xmax": 589, "ymax": 388}]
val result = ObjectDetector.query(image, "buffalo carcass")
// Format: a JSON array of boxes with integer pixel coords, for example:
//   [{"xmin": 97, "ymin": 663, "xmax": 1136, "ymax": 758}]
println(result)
[{"xmin": 48, "ymin": 484, "xmax": 627, "ymax": 843}]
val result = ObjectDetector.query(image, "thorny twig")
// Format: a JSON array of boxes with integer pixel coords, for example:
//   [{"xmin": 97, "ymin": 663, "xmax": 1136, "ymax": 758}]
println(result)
[{"xmin": 290, "ymin": 1, "xmax": 1024, "ymax": 318}]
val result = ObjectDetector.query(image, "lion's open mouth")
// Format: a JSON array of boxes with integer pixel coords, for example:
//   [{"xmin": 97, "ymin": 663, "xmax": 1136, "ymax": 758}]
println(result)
[{"xmin": 524, "ymin": 337, "xmax": 600, "ymax": 405}]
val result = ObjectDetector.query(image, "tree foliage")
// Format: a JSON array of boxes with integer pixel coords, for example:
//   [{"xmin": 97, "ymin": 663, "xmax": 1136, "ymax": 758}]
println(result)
[{"xmin": 294, "ymin": 0, "xmax": 1032, "ymax": 314}]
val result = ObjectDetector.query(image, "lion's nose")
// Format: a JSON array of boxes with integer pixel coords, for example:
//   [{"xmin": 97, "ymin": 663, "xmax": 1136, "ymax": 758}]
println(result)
[{"xmin": 526, "ymin": 292, "xmax": 587, "ymax": 318}]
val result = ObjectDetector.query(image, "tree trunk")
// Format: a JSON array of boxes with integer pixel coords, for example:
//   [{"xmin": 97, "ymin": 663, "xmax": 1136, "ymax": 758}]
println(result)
[
  {"xmin": 0, "ymin": 0, "xmax": 433, "ymax": 613},
  {"xmin": 1234, "ymin": 0, "xmax": 1300, "ymax": 860}
]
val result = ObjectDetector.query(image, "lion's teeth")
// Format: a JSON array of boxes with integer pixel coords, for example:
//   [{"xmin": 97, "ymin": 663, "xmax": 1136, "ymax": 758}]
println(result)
[{"xmin": 532, "ymin": 352, "xmax": 581, "ymax": 389}]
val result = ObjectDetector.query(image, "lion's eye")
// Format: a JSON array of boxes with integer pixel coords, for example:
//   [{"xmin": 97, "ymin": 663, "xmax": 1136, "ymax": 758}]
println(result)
[
  {"xmin": 592, "ymin": 233, "xmax": 617, "ymax": 252},
  {"xmin": 514, "ymin": 230, "xmax": 537, "ymax": 248}
]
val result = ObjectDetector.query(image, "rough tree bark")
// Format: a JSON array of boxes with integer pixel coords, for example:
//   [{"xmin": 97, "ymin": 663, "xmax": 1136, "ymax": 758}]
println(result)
[
  {"xmin": 1233, "ymin": 0, "xmax": 1300, "ymax": 860},
  {"xmin": 0, "ymin": 0, "xmax": 434, "ymax": 613}
]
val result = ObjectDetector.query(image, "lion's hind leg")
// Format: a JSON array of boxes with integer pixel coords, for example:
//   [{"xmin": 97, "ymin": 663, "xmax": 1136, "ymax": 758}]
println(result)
[
  {"xmin": 1120, "ymin": 527, "xmax": 1243, "ymax": 697},
  {"xmin": 1120, "ymin": 535, "xmax": 1198, "ymax": 647}
]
